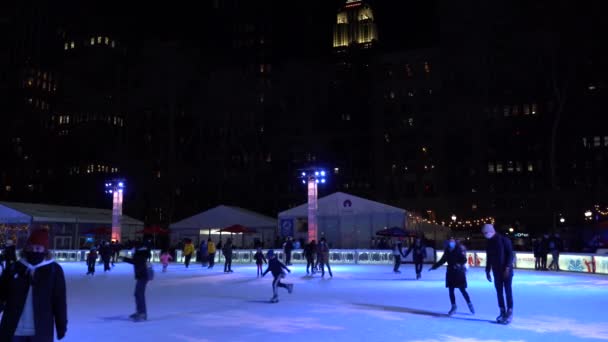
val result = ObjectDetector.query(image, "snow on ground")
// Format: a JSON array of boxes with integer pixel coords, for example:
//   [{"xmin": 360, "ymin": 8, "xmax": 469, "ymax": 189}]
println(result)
[{"xmin": 3, "ymin": 261, "xmax": 608, "ymax": 341}]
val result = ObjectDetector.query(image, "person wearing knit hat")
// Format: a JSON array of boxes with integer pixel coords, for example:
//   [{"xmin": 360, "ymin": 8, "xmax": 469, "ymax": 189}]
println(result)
[
  {"xmin": 262, "ymin": 249, "xmax": 293, "ymax": 303},
  {"xmin": 0, "ymin": 228, "xmax": 68, "ymax": 340}
]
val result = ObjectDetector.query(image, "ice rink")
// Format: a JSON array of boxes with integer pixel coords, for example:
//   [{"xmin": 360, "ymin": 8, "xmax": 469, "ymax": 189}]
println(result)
[{"xmin": 4, "ymin": 261, "xmax": 608, "ymax": 341}]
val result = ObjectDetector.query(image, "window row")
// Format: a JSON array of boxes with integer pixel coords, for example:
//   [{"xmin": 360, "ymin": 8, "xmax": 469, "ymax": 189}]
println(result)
[
  {"xmin": 69, "ymin": 164, "xmax": 119, "ymax": 175},
  {"xmin": 54, "ymin": 113, "xmax": 124, "ymax": 127},
  {"xmin": 64, "ymin": 36, "xmax": 117, "ymax": 51},
  {"xmin": 488, "ymin": 161, "xmax": 541, "ymax": 174},
  {"xmin": 582, "ymin": 136, "xmax": 608, "ymax": 148},
  {"xmin": 28, "ymin": 98, "xmax": 50, "ymax": 110},
  {"xmin": 385, "ymin": 88, "xmax": 434, "ymax": 100},
  {"xmin": 490, "ymin": 103, "xmax": 538, "ymax": 117}
]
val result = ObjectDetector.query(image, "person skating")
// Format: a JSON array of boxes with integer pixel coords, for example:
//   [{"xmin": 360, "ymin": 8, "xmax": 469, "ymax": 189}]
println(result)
[
  {"xmin": 183, "ymin": 240, "xmax": 194, "ymax": 268},
  {"xmin": 207, "ymin": 238, "xmax": 216, "ymax": 269},
  {"xmin": 100, "ymin": 241, "xmax": 113, "ymax": 272},
  {"xmin": 317, "ymin": 237, "xmax": 333, "ymax": 278},
  {"xmin": 122, "ymin": 243, "xmax": 152, "ymax": 322},
  {"xmin": 0, "ymin": 228, "xmax": 68, "ymax": 341},
  {"xmin": 403, "ymin": 236, "xmax": 427, "ymax": 279},
  {"xmin": 283, "ymin": 237, "xmax": 294, "ymax": 266},
  {"xmin": 254, "ymin": 247, "xmax": 267, "ymax": 277},
  {"xmin": 160, "ymin": 250, "xmax": 173, "ymax": 272},
  {"xmin": 429, "ymin": 237, "xmax": 474, "ymax": 316},
  {"xmin": 482, "ymin": 223, "xmax": 514, "ymax": 324},
  {"xmin": 391, "ymin": 238, "xmax": 405, "ymax": 273},
  {"xmin": 223, "ymin": 238, "xmax": 233, "ymax": 273},
  {"xmin": 86, "ymin": 247, "xmax": 98, "ymax": 275},
  {"xmin": 304, "ymin": 240, "xmax": 317, "ymax": 275},
  {"xmin": 262, "ymin": 250, "xmax": 293, "ymax": 303},
  {"xmin": 199, "ymin": 240, "xmax": 209, "ymax": 267}
]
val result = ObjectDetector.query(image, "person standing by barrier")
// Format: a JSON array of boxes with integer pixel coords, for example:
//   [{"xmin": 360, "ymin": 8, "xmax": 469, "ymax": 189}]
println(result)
[
  {"xmin": 403, "ymin": 236, "xmax": 427, "ymax": 279},
  {"xmin": 283, "ymin": 237, "xmax": 294, "ymax": 266},
  {"xmin": 223, "ymin": 238, "xmax": 233, "ymax": 273},
  {"xmin": 0, "ymin": 228, "xmax": 68, "ymax": 341},
  {"xmin": 207, "ymin": 238, "xmax": 216, "ymax": 269},
  {"xmin": 304, "ymin": 240, "xmax": 317, "ymax": 275},
  {"xmin": 429, "ymin": 237, "xmax": 474, "ymax": 316},
  {"xmin": 540, "ymin": 234, "xmax": 549, "ymax": 270},
  {"xmin": 482, "ymin": 223, "xmax": 514, "ymax": 324},
  {"xmin": 548, "ymin": 233, "xmax": 563, "ymax": 271},
  {"xmin": 317, "ymin": 237, "xmax": 333, "ymax": 278},
  {"xmin": 533, "ymin": 237, "xmax": 542, "ymax": 270},
  {"xmin": 183, "ymin": 240, "xmax": 194, "ymax": 268},
  {"xmin": 391, "ymin": 238, "xmax": 405, "ymax": 274}
]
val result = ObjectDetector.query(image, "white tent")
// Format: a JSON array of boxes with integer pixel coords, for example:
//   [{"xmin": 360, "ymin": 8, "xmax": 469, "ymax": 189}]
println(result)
[
  {"xmin": 169, "ymin": 205, "xmax": 277, "ymax": 247},
  {"xmin": 278, "ymin": 192, "xmax": 407, "ymax": 248}
]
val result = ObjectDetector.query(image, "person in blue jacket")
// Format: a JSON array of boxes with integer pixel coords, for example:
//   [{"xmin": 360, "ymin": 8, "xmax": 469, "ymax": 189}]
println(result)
[{"xmin": 262, "ymin": 250, "xmax": 293, "ymax": 303}]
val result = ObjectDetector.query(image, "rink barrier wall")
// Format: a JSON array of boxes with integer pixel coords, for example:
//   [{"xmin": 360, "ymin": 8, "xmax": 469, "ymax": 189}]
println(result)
[{"xmin": 43, "ymin": 249, "xmax": 608, "ymax": 274}]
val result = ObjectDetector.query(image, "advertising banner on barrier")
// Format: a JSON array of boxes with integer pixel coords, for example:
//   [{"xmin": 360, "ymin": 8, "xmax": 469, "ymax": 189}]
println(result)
[
  {"xmin": 475, "ymin": 252, "xmax": 486, "ymax": 267},
  {"xmin": 593, "ymin": 256, "xmax": 608, "ymax": 274},
  {"xmin": 558, "ymin": 254, "xmax": 595, "ymax": 273},
  {"xmin": 466, "ymin": 252, "xmax": 478, "ymax": 267},
  {"xmin": 515, "ymin": 253, "xmax": 536, "ymax": 269}
]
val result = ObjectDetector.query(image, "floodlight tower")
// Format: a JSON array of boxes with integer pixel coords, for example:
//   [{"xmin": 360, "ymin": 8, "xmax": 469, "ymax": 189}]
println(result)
[
  {"xmin": 299, "ymin": 168, "xmax": 327, "ymax": 243},
  {"xmin": 105, "ymin": 179, "xmax": 125, "ymax": 242}
]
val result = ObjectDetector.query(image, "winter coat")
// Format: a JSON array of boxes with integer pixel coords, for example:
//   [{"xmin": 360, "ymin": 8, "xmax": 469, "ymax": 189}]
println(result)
[
  {"xmin": 263, "ymin": 257, "xmax": 290, "ymax": 277},
  {"xmin": 160, "ymin": 253, "xmax": 173, "ymax": 265},
  {"xmin": 123, "ymin": 247, "xmax": 150, "ymax": 280},
  {"xmin": 222, "ymin": 243, "xmax": 233, "ymax": 258},
  {"xmin": 183, "ymin": 243, "xmax": 194, "ymax": 256},
  {"xmin": 254, "ymin": 251, "xmax": 267, "ymax": 265},
  {"xmin": 199, "ymin": 242, "xmax": 208, "ymax": 256},
  {"xmin": 3, "ymin": 245, "xmax": 17, "ymax": 265},
  {"xmin": 392, "ymin": 241, "xmax": 404, "ymax": 256},
  {"xmin": 317, "ymin": 243, "xmax": 330, "ymax": 263},
  {"xmin": 404, "ymin": 243, "xmax": 427, "ymax": 263},
  {"xmin": 0, "ymin": 259, "xmax": 68, "ymax": 342},
  {"xmin": 485, "ymin": 233, "xmax": 514, "ymax": 276},
  {"xmin": 100, "ymin": 245, "xmax": 112, "ymax": 260},
  {"xmin": 303, "ymin": 242, "xmax": 316, "ymax": 259},
  {"xmin": 283, "ymin": 240, "xmax": 293, "ymax": 253},
  {"xmin": 207, "ymin": 242, "xmax": 216, "ymax": 254},
  {"xmin": 87, "ymin": 250, "xmax": 98, "ymax": 262},
  {"xmin": 533, "ymin": 239, "xmax": 542, "ymax": 258},
  {"xmin": 431, "ymin": 245, "xmax": 468, "ymax": 288}
]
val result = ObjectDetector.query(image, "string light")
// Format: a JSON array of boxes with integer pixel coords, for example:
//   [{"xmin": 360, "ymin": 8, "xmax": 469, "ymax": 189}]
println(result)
[
  {"xmin": 594, "ymin": 205, "xmax": 608, "ymax": 216},
  {"xmin": 408, "ymin": 215, "xmax": 495, "ymax": 228}
]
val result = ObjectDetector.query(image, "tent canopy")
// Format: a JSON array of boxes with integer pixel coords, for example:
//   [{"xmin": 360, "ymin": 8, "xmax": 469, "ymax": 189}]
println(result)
[
  {"xmin": 170, "ymin": 205, "xmax": 276, "ymax": 230},
  {"xmin": 0, "ymin": 201, "xmax": 143, "ymax": 225},
  {"xmin": 278, "ymin": 192, "xmax": 406, "ymax": 217}
]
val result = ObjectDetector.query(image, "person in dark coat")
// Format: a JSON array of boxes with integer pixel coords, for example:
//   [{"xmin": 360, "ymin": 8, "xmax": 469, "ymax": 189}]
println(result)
[
  {"xmin": 262, "ymin": 250, "xmax": 293, "ymax": 302},
  {"xmin": 429, "ymin": 237, "xmax": 474, "ymax": 316},
  {"xmin": 0, "ymin": 228, "xmax": 68, "ymax": 341},
  {"xmin": 222, "ymin": 238, "xmax": 233, "ymax": 273},
  {"xmin": 122, "ymin": 244, "xmax": 151, "ymax": 322},
  {"xmin": 540, "ymin": 233, "xmax": 550, "ymax": 270},
  {"xmin": 548, "ymin": 233, "xmax": 563, "ymax": 271},
  {"xmin": 403, "ymin": 236, "xmax": 427, "ymax": 279},
  {"xmin": 253, "ymin": 247, "xmax": 267, "ymax": 277},
  {"xmin": 532, "ymin": 237, "xmax": 542, "ymax": 270},
  {"xmin": 317, "ymin": 237, "xmax": 333, "ymax": 277},
  {"xmin": 303, "ymin": 240, "xmax": 317, "ymax": 275},
  {"xmin": 483, "ymin": 223, "xmax": 514, "ymax": 324},
  {"xmin": 86, "ymin": 248, "xmax": 98, "ymax": 275},
  {"xmin": 283, "ymin": 237, "xmax": 294, "ymax": 266},
  {"xmin": 391, "ymin": 238, "xmax": 405, "ymax": 273},
  {"xmin": 100, "ymin": 241, "xmax": 113, "ymax": 272},
  {"xmin": 199, "ymin": 240, "xmax": 209, "ymax": 267}
]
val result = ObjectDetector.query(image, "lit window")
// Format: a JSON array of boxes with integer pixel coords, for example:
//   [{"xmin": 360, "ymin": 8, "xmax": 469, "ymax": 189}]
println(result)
[
  {"xmin": 496, "ymin": 163, "xmax": 503, "ymax": 173},
  {"xmin": 64, "ymin": 43, "xmax": 68, "ymax": 50},
  {"xmin": 516, "ymin": 161, "xmax": 522, "ymax": 173},
  {"xmin": 523, "ymin": 104, "xmax": 530, "ymax": 115},
  {"xmin": 111, "ymin": 40, "xmax": 115, "ymax": 48},
  {"xmin": 488, "ymin": 162, "xmax": 495, "ymax": 173},
  {"xmin": 512, "ymin": 105, "xmax": 519, "ymax": 116},
  {"xmin": 605, "ymin": 136, "xmax": 608, "ymax": 147},
  {"xmin": 408, "ymin": 118, "xmax": 414, "ymax": 126},
  {"xmin": 472, "ymin": 204, "xmax": 477, "ymax": 210},
  {"xmin": 260, "ymin": 64, "xmax": 265, "ymax": 73},
  {"xmin": 582, "ymin": 137, "xmax": 587, "ymax": 147},
  {"xmin": 531, "ymin": 103, "xmax": 537, "ymax": 115},
  {"xmin": 105, "ymin": 37, "xmax": 109, "ymax": 45},
  {"xmin": 594, "ymin": 136, "xmax": 601, "ymax": 147},
  {"xmin": 408, "ymin": 91, "xmax": 414, "ymax": 97},
  {"xmin": 97, "ymin": 36, "xmax": 102, "ymax": 43},
  {"xmin": 334, "ymin": 167, "xmax": 340, "ymax": 174},
  {"xmin": 70, "ymin": 41, "xmax": 75, "ymax": 49},
  {"xmin": 424, "ymin": 62, "xmax": 431, "ymax": 73},
  {"xmin": 527, "ymin": 162, "xmax": 534, "ymax": 172},
  {"xmin": 504, "ymin": 105, "xmax": 510, "ymax": 117},
  {"xmin": 90, "ymin": 37, "xmax": 95, "ymax": 45},
  {"xmin": 405, "ymin": 64, "xmax": 412, "ymax": 77},
  {"xmin": 507, "ymin": 161, "xmax": 514, "ymax": 173},
  {"xmin": 389, "ymin": 91, "xmax": 395, "ymax": 99},
  {"xmin": 5, "ymin": 185, "xmax": 11, "ymax": 192}
]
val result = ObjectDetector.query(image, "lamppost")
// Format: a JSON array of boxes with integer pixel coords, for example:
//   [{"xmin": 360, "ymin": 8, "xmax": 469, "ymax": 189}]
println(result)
[
  {"xmin": 105, "ymin": 179, "xmax": 125, "ymax": 243},
  {"xmin": 299, "ymin": 167, "xmax": 327, "ymax": 243}
]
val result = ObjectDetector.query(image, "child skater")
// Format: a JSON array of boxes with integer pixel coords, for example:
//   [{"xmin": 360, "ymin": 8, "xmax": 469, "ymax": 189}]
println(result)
[
  {"xmin": 429, "ymin": 237, "xmax": 475, "ymax": 316},
  {"xmin": 160, "ymin": 250, "xmax": 173, "ymax": 272},
  {"xmin": 262, "ymin": 250, "xmax": 293, "ymax": 303},
  {"xmin": 87, "ymin": 247, "xmax": 98, "ymax": 275},
  {"xmin": 254, "ymin": 247, "xmax": 267, "ymax": 277}
]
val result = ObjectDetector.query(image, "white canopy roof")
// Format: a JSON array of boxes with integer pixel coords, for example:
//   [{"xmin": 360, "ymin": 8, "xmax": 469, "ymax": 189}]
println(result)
[
  {"xmin": 0, "ymin": 201, "xmax": 143, "ymax": 225},
  {"xmin": 170, "ymin": 205, "xmax": 276, "ymax": 230},
  {"xmin": 278, "ymin": 192, "xmax": 406, "ymax": 217}
]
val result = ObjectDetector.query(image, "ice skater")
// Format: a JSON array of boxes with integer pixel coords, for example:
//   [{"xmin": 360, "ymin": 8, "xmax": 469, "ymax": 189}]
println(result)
[
  {"xmin": 160, "ymin": 250, "xmax": 173, "ymax": 272},
  {"xmin": 262, "ymin": 250, "xmax": 293, "ymax": 303},
  {"xmin": 122, "ymin": 243, "xmax": 152, "ymax": 321},
  {"xmin": 254, "ymin": 247, "xmax": 267, "ymax": 277},
  {"xmin": 482, "ymin": 223, "xmax": 514, "ymax": 324},
  {"xmin": 304, "ymin": 240, "xmax": 317, "ymax": 275},
  {"xmin": 392, "ymin": 238, "xmax": 405, "ymax": 273},
  {"xmin": 317, "ymin": 237, "xmax": 333, "ymax": 277},
  {"xmin": 429, "ymin": 237, "xmax": 474, "ymax": 316},
  {"xmin": 403, "ymin": 235, "xmax": 427, "ymax": 279},
  {"xmin": 86, "ymin": 247, "xmax": 98, "ymax": 275}
]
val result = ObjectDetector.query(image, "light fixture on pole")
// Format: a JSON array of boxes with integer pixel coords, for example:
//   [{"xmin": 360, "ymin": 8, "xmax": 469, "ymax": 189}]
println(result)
[
  {"xmin": 105, "ymin": 178, "xmax": 125, "ymax": 242},
  {"xmin": 451, "ymin": 214, "xmax": 457, "ymax": 222},
  {"xmin": 298, "ymin": 167, "xmax": 327, "ymax": 243},
  {"xmin": 584, "ymin": 210, "xmax": 593, "ymax": 220}
]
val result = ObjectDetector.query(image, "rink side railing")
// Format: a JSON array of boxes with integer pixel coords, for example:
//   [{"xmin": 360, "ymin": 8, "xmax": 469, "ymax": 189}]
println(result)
[{"xmin": 46, "ymin": 249, "xmax": 608, "ymax": 275}]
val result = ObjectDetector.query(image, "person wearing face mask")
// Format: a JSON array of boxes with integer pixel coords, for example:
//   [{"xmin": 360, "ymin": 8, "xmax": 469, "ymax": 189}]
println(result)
[
  {"xmin": 403, "ymin": 235, "xmax": 427, "ymax": 280},
  {"xmin": 429, "ymin": 237, "xmax": 474, "ymax": 316},
  {"xmin": 0, "ymin": 227, "xmax": 68, "ymax": 341},
  {"xmin": 482, "ymin": 223, "xmax": 514, "ymax": 324}
]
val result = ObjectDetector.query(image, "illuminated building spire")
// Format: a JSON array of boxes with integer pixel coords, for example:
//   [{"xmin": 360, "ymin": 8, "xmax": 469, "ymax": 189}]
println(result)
[{"xmin": 333, "ymin": 0, "xmax": 378, "ymax": 49}]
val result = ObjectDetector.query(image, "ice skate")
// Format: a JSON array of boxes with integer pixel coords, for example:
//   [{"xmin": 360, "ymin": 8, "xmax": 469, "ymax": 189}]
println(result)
[
  {"xmin": 132, "ymin": 313, "xmax": 147, "ymax": 322},
  {"xmin": 270, "ymin": 295, "xmax": 279, "ymax": 303},
  {"xmin": 287, "ymin": 284, "xmax": 294, "ymax": 294},
  {"xmin": 467, "ymin": 302, "xmax": 475, "ymax": 314},
  {"xmin": 501, "ymin": 308, "xmax": 513, "ymax": 324},
  {"xmin": 496, "ymin": 308, "xmax": 506, "ymax": 323},
  {"xmin": 416, "ymin": 273, "xmax": 421, "ymax": 280},
  {"xmin": 448, "ymin": 305, "xmax": 457, "ymax": 316}
]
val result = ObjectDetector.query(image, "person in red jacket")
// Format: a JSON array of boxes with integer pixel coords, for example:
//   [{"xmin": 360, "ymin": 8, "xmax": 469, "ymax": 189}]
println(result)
[{"xmin": 0, "ymin": 227, "xmax": 68, "ymax": 341}]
